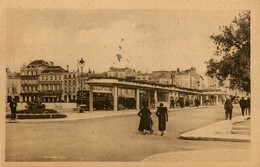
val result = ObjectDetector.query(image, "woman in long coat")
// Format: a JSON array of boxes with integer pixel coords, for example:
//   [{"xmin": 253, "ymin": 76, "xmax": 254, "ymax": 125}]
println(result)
[
  {"xmin": 138, "ymin": 103, "xmax": 152, "ymax": 134},
  {"xmin": 156, "ymin": 103, "xmax": 168, "ymax": 136}
]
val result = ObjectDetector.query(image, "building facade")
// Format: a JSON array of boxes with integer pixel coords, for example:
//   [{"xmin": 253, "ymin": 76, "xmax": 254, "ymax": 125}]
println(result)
[
  {"xmin": 6, "ymin": 71, "xmax": 21, "ymax": 102},
  {"xmin": 38, "ymin": 65, "xmax": 67, "ymax": 102},
  {"xmin": 20, "ymin": 60, "xmax": 50, "ymax": 102},
  {"xmin": 107, "ymin": 67, "xmax": 136, "ymax": 79},
  {"xmin": 64, "ymin": 71, "xmax": 78, "ymax": 102}
]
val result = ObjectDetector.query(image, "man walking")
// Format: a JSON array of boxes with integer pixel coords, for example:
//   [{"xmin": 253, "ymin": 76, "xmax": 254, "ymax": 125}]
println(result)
[
  {"xmin": 224, "ymin": 96, "xmax": 233, "ymax": 120},
  {"xmin": 246, "ymin": 97, "xmax": 251, "ymax": 116},
  {"xmin": 239, "ymin": 97, "xmax": 246, "ymax": 116},
  {"xmin": 9, "ymin": 98, "xmax": 17, "ymax": 121}
]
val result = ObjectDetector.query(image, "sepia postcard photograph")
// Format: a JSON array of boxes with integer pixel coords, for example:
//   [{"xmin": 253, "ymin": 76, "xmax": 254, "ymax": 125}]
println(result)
[{"xmin": 1, "ymin": 0, "xmax": 260, "ymax": 167}]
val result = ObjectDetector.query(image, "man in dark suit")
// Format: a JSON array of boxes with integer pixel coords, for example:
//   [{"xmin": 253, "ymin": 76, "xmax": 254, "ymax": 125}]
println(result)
[
  {"xmin": 246, "ymin": 97, "xmax": 251, "ymax": 116},
  {"xmin": 9, "ymin": 98, "xmax": 17, "ymax": 120},
  {"xmin": 224, "ymin": 96, "xmax": 233, "ymax": 120},
  {"xmin": 239, "ymin": 97, "xmax": 247, "ymax": 116}
]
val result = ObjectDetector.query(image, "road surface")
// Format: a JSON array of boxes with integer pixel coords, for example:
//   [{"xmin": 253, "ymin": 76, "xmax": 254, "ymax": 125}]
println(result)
[{"xmin": 6, "ymin": 106, "xmax": 249, "ymax": 161}]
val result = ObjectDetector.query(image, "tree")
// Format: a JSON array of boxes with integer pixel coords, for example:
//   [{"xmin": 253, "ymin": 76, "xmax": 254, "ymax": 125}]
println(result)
[{"xmin": 206, "ymin": 10, "xmax": 250, "ymax": 93}]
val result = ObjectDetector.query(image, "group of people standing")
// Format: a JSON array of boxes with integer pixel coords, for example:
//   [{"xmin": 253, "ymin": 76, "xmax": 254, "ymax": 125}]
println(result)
[
  {"xmin": 138, "ymin": 103, "xmax": 168, "ymax": 136},
  {"xmin": 170, "ymin": 97, "xmax": 200, "ymax": 109},
  {"xmin": 239, "ymin": 97, "xmax": 251, "ymax": 116},
  {"xmin": 224, "ymin": 95, "xmax": 251, "ymax": 120}
]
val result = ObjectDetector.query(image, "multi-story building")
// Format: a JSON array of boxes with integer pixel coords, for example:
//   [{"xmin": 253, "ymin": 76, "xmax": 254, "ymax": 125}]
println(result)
[
  {"xmin": 38, "ymin": 65, "xmax": 68, "ymax": 102},
  {"xmin": 20, "ymin": 60, "xmax": 50, "ymax": 102},
  {"xmin": 6, "ymin": 70, "xmax": 21, "ymax": 102},
  {"xmin": 64, "ymin": 70, "xmax": 78, "ymax": 102},
  {"xmin": 107, "ymin": 67, "xmax": 136, "ymax": 79},
  {"xmin": 174, "ymin": 67, "xmax": 202, "ymax": 89}
]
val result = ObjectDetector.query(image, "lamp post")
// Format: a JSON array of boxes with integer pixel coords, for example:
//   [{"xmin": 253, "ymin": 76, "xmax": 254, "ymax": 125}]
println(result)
[{"xmin": 79, "ymin": 58, "xmax": 85, "ymax": 111}]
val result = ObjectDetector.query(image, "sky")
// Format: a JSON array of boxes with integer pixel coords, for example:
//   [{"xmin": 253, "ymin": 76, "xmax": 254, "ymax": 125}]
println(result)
[{"xmin": 5, "ymin": 9, "xmax": 243, "ymax": 76}]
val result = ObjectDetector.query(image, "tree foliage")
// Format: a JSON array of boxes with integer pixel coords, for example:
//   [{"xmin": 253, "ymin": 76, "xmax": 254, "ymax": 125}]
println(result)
[{"xmin": 206, "ymin": 10, "xmax": 250, "ymax": 93}]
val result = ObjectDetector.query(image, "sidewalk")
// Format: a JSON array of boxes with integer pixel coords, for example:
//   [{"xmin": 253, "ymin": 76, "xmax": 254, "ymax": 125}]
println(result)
[
  {"xmin": 5, "ymin": 105, "xmax": 215, "ymax": 123},
  {"xmin": 180, "ymin": 115, "xmax": 251, "ymax": 142}
]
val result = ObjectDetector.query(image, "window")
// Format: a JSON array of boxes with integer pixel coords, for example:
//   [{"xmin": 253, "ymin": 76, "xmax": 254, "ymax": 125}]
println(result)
[
  {"xmin": 69, "ymin": 75, "xmax": 71, "ymax": 79},
  {"xmin": 65, "ymin": 87, "xmax": 67, "ymax": 93},
  {"xmin": 65, "ymin": 80, "xmax": 67, "ymax": 85},
  {"xmin": 46, "ymin": 76, "xmax": 48, "ymax": 81},
  {"xmin": 59, "ymin": 75, "xmax": 61, "ymax": 80},
  {"xmin": 69, "ymin": 80, "xmax": 71, "ymax": 86},
  {"xmin": 27, "ymin": 86, "xmax": 30, "ymax": 91},
  {"xmin": 73, "ymin": 80, "xmax": 75, "ymax": 85},
  {"xmin": 69, "ymin": 87, "xmax": 71, "ymax": 93},
  {"xmin": 50, "ymin": 84, "xmax": 53, "ymax": 90},
  {"xmin": 73, "ymin": 74, "xmax": 75, "ymax": 78},
  {"xmin": 55, "ymin": 75, "xmax": 57, "ymax": 80},
  {"xmin": 42, "ymin": 76, "xmax": 44, "ymax": 81},
  {"xmin": 7, "ymin": 87, "xmax": 9, "ymax": 93},
  {"xmin": 64, "ymin": 75, "xmax": 67, "ymax": 79},
  {"xmin": 50, "ymin": 75, "xmax": 53, "ymax": 81},
  {"xmin": 73, "ymin": 87, "xmax": 75, "ymax": 93},
  {"xmin": 45, "ymin": 85, "xmax": 48, "ymax": 90}
]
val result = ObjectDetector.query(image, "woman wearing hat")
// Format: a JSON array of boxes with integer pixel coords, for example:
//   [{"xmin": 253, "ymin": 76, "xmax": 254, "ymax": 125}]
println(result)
[{"xmin": 156, "ymin": 103, "xmax": 168, "ymax": 136}]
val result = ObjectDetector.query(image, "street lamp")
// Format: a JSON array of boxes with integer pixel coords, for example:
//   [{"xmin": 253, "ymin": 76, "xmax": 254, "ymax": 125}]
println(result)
[{"xmin": 79, "ymin": 58, "xmax": 85, "ymax": 111}]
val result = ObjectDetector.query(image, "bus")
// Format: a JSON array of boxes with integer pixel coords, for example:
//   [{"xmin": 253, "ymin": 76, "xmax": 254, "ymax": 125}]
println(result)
[{"xmin": 76, "ymin": 90, "xmax": 113, "ymax": 110}]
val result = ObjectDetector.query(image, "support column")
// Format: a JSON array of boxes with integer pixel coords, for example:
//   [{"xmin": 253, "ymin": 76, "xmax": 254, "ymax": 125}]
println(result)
[
  {"xmin": 200, "ymin": 95, "xmax": 203, "ymax": 106},
  {"xmin": 147, "ymin": 91, "xmax": 151, "ymax": 109},
  {"xmin": 216, "ymin": 95, "xmax": 219, "ymax": 105},
  {"xmin": 168, "ymin": 91, "xmax": 171, "ymax": 108},
  {"xmin": 113, "ymin": 86, "xmax": 118, "ymax": 112},
  {"xmin": 89, "ymin": 85, "xmax": 93, "ymax": 112},
  {"xmin": 136, "ymin": 88, "xmax": 140, "ymax": 111},
  {"xmin": 154, "ymin": 90, "xmax": 158, "ymax": 107}
]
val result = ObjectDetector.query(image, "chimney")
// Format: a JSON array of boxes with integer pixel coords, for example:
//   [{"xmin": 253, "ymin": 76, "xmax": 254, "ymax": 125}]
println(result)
[
  {"xmin": 67, "ymin": 65, "xmax": 69, "ymax": 72},
  {"xmin": 177, "ymin": 68, "xmax": 180, "ymax": 73},
  {"xmin": 50, "ymin": 61, "xmax": 54, "ymax": 66}
]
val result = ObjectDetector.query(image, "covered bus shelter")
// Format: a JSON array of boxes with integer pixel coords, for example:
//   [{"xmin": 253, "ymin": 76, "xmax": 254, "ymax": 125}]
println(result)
[{"xmin": 86, "ymin": 78, "xmax": 228, "ymax": 112}]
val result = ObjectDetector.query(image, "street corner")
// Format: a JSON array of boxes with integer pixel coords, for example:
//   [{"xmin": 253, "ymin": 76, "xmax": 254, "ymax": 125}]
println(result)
[{"xmin": 179, "ymin": 115, "xmax": 251, "ymax": 143}]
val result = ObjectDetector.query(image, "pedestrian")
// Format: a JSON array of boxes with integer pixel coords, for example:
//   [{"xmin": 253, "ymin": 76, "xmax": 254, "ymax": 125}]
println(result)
[
  {"xmin": 9, "ymin": 98, "xmax": 17, "ymax": 121},
  {"xmin": 170, "ymin": 98, "xmax": 175, "ymax": 109},
  {"xmin": 239, "ymin": 97, "xmax": 246, "ymax": 116},
  {"xmin": 138, "ymin": 102, "xmax": 152, "ymax": 134},
  {"xmin": 156, "ymin": 103, "xmax": 168, "ymax": 136},
  {"xmin": 224, "ymin": 96, "xmax": 233, "ymax": 120},
  {"xmin": 246, "ymin": 97, "xmax": 250, "ymax": 116}
]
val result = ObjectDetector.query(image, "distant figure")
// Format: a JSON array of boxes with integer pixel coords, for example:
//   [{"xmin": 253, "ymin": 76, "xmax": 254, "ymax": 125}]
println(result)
[
  {"xmin": 246, "ymin": 97, "xmax": 251, "ymax": 116},
  {"xmin": 156, "ymin": 103, "xmax": 168, "ymax": 136},
  {"xmin": 224, "ymin": 96, "xmax": 233, "ymax": 120},
  {"xmin": 170, "ymin": 98, "xmax": 175, "ymax": 109},
  {"xmin": 9, "ymin": 98, "xmax": 17, "ymax": 120},
  {"xmin": 138, "ymin": 103, "xmax": 152, "ymax": 134},
  {"xmin": 239, "ymin": 97, "xmax": 247, "ymax": 116}
]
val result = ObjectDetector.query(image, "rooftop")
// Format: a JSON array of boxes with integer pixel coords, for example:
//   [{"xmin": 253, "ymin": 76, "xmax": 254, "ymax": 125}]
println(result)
[{"xmin": 41, "ymin": 66, "xmax": 68, "ymax": 73}]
